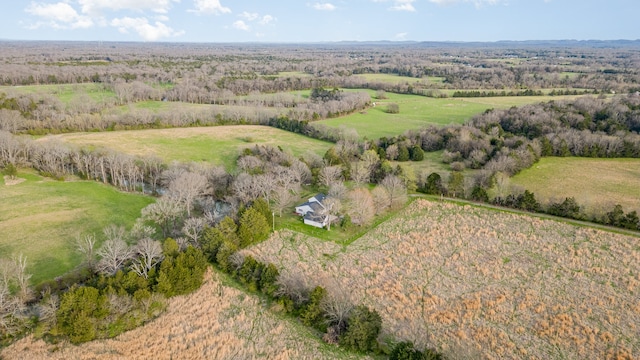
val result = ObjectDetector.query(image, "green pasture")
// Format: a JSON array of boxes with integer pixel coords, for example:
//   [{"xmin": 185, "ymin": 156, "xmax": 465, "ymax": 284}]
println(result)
[
  {"xmin": 315, "ymin": 90, "xmax": 593, "ymax": 139},
  {"xmin": 110, "ymin": 100, "xmax": 214, "ymax": 114},
  {"xmin": 44, "ymin": 125, "xmax": 333, "ymax": 170},
  {"xmin": 0, "ymin": 83, "xmax": 116, "ymax": 104},
  {"xmin": 510, "ymin": 157, "xmax": 640, "ymax": 214},
  {"xmin": 353, "ymin": 73, "xmax": 445, "ymax": 84},
  {"xmin": 0, "ymin": 170, "xmax": 153, "ymax": 284},
  {"xmin": 314, "ymin": 91, "xmax": 489, "ymax": 139}
]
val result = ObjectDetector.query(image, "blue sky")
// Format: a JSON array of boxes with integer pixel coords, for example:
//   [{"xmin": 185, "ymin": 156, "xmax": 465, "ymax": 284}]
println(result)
[{"xmin": 0, "ymin": 0, "xmax": 638, "ymax": 42}]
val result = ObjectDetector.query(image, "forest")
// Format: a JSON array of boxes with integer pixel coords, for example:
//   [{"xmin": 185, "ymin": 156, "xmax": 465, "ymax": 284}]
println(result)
[{"xmin": 1, "ymin": 40, "xmax": 640, "ymax": 359}]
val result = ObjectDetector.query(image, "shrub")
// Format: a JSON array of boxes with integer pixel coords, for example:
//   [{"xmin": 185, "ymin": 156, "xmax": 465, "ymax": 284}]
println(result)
[
  {"xmin": 339, "ymin": 305, "xmax": 382, "ymax": 352},
  {"xmin": 386, "ymin": 103, "xmax": 400, "ymax": 114},
  {"xmin": 390, "ymin": 341, "xmax": 443, "ymax": 360}
]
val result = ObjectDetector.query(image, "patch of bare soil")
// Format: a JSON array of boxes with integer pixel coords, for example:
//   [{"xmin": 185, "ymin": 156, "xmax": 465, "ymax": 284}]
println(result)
[{"xmin": 3, "ymin": 176, "xmax": 25, "ymax": 186}]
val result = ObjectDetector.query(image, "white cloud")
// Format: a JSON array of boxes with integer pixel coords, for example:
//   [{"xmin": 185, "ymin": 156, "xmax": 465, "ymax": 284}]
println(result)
[
  {"xmin": 395, "ymin": 32, "xmax": 408, "ymax": 40},
  {"xmin": 312, "ymin": 3, "xmax": 336, "ymax": 11},
  {"xmin": 238, "ymin": 12, "xmax": 275, "ymax": 26},
  {"xmin": 258, "ymin": 15, "xmax": 275, "ymax": 25},
  {"xmin": 390, "ymin": 0, "xmax": 416, "ymax": 11},
  {"xmin": 189, "ymin": 0, "xmax": 231, "ymax": 15},
  {"xmin": 239, "ymin": 11, "xmax": 259, "ymax": 21},
  {"xmin": 428, "ymin": 0, "xmax": 505, "ymax": 6},
  {"xmin": 78, "ymin": 0, "xmax": 179, "ymax": 15},
  {"xmin": 372, "ymin": 0, "xmax": 417, "ymax": 12},
  {"xmin": 26, "ymin": 2, "xmax": 94, "ymax": 29},
  {"xmin": 110, "ymin": 17, "xmax": 183, "ymax": 41},
  {"xmin": 232, "ymin": 20, "xmax": 250, "ymax": 31}
]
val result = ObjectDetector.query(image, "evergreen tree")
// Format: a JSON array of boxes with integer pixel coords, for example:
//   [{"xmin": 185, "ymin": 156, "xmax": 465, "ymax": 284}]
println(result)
[
  {"xmin": 238, "ymin": 207, "xmax": 270, "ymax": 248},
  {"xmin": 339, "ymin": 305, "xmax": 382, "ymax": 352}
]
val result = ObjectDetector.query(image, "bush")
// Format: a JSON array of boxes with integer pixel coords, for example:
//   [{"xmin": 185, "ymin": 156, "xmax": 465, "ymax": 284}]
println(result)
[
  {"xmin": 386, "ymin": 103, "xmax": 400, "ymax": 114},
  {"xmin": 390, "ymin": 341, "xmax": 443, "ymax": 360},
  {"xmin": 339, "ymin": 305, "xmax": 382, "ymax": 352}
]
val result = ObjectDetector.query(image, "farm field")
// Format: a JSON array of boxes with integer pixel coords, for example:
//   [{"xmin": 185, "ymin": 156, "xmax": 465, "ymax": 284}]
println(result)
[
  {"xmin": 1, "ymin": 269, "xmax": 371, "ymax": 360},
  {"xmin": 510, "ymin": 157, "xmax": 640, "ymax": 214},
  {"xmin": 0, "ymin": 171, "xmax": 153, "ymax": 284},
  {"xmin": 242, "ymin": 199, "xmax": 640, "ymax": 359},
  {"xmin": 38, "ymin": 125, "xmax": 333, "ymax": 169},
  {"xmin": 315, "ymin": 91, "xmax": 589, "ymax": 139},
  {"xmin": 0, "ymin": 83, "xmax": 116, "ymax": 104},
  {"xmin": 353, "ymin": 73, "xmax": 445, "ymax": 84}
]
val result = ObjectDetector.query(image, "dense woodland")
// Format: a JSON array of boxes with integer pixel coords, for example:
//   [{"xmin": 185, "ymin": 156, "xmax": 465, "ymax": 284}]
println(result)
[{"xmin": 1, "ymin": 41, "xmax": 640, "ymax": 358}]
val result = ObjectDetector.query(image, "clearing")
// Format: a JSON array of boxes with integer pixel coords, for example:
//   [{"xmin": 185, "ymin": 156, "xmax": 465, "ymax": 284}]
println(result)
[
  {"xmin": 0, "ymin": 170, "xmax": 153, "ymax": 284},
  {"xmin": 38, "ymin": 125, "xmax": 333, "ymax": 170},
  {"xmin": 510, "ymin": 157, "xmax": 640, "ymax": 214},
  {"xmin": 315, "ymin": 91, "xmax": 588, "ymax": 139}
]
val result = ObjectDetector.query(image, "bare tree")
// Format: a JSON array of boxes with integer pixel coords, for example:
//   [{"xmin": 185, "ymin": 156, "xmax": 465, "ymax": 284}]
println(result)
[
  {"xmin": 328, "ymin": 182, "xmax": 348, "ymax": 200},
  {"xmin": 141, "ymin": 197, "xmax": 185, "ymax": 238},
  {"xmin": 493, "ymin": 171, "xmax": 511, "ymax": 199},
  {"xmin": 346, "ymin": 188, "xmax": 375, "ymax": 226},
  {"xmin": 130, "ymin": 238, "xmax": 164, "ymax": 279},
  {"xmin": 182, "ymin": 217, "xmax": 206, "ymax": 247},
  {"xmin": 129, "ymin": 218, "xmax": 156, "ymax": 241},
  {"xmin": 275, "ymin": 269, "xmax": 311, "ymax": 306},
  {"xmin": 380, "ymin": 174, "xmax": 408, "ymax": 210},
  {"xmin": 320, "ymin": 197, "xmax": 342, "ymax": 231},
  {"xmin": 167, "ymin": 171, "xmax": 209, "ymax": 217},
  {"xmin": 321, "ymin": 284, "xmax": 354, "ymax": 334},
  {"xmin": 318, "ymin": 165, "xmax": 343, "ymax": 188},
  {"xmin": 272, "ymin": 186, "xmax": 296, "ymax": 217},
  {"xmin": 75, "ymin": 234, "xmax": 97, "ymax": 270},
  {"xmin": 96, "ymin": 238, "xmax": 133, "ymax": 276},
  {"xmin": 371, "ymin": 186, "xmax": 391, "ymax": 216}
]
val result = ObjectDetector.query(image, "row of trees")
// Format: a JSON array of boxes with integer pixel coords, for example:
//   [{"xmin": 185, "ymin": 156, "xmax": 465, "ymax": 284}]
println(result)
[{"xmin": 0, "ymin": 84, "xmax": 370, "ymax": 134}]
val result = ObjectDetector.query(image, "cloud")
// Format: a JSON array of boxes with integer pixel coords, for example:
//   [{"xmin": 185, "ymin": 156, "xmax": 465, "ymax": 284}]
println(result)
[
  {"xmin": 312, "ymin": 3, "xmax": 337, "ymax": 11},
  {"xmin": 78, "ymin": 0, "xmax": 179, "ymax": 15},
  {"xmin": 239, "ymin": 11, "xmax": 259, "ymax": 21},
  {"xmin": 25, "ymin": 2, "xmax": 94, "ymax": 29},
  {"xmin": 258, "ymin": 15, "xmax": 275, "ymax": 25},
  {"xmin": 390, "ymin": 0, "xmax": 416, "ymax": 11},
  {"xmin": 395, "ymin": 32, "xmax": 408, "ymax": 40},
  {"xmin": 111, "ymin": 17, "xmax": 184, "ymax": 41},
  {"xmin": 372, "ymin": 0, "xmax": 417, "ymax": 12},
  {"xmin": 238, "ymin": 12, "xmax": 275, "ymax": 26},
  {"xmin": 232, "ymin": 20, "xmax": 250, "ymax": 31},
  {"xmin": 189, "ymin": 0, "xmax": 231, "ymax": 15},
  {"xmin": 428, "ymin": 0, "xmax": 505, "ymax": 6}
]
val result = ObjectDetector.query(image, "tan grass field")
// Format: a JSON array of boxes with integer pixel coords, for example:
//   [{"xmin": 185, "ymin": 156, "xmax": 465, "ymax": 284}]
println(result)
[
  {"xmin": 242, "ymin": 200, "xmax": 640, "ymax": 359},
  {"xmin": 2, "ymin": 269, "xmax": 370, "ymax": 360}
]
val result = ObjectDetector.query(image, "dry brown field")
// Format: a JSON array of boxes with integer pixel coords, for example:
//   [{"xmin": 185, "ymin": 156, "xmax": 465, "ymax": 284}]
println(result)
[
  {"xmin": 242, "ymin": 199, "xmax": 640, "ymax": 359},
  {"xmin": 2, "ymin": 270, "xmax": 370, "ymax": 360}
]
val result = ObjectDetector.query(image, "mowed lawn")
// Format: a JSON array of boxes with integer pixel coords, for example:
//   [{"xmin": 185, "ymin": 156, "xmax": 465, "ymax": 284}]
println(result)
[
  {"xmin": 315, "ymin": 91, "xmax": 591, "ymax": 139},
  {"xmin": 0, "ymin": 171, "xmax": 154, "ymax": 284},
  {"xmin": 510, "ymin": 157, "xmax": 640, "ymax": 213},
  {"xmin": 40, "ymin": 125, "xmax": 334, "ymax": 169}
]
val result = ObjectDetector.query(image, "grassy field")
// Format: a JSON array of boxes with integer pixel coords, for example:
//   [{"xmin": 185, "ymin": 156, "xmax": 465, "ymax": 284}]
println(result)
[
  {"xmin": 0, "ymin": 171, "xmax": 153, "ymax": 284},
  {"xmin": 0, "ymin": 83, "xmax": 116, "ymax": 104},
  {"xmin": 39, "ymin": 125, "xmax": 334, "ymax": 170},
  {"xmin": 354, "ymin": 73, "xmax": 445, "ymax": 84},
  {"xmin": 243, "ymin": 199, "xmax": 640, "ymax": 359},
  {"xmin": 315, "ymin": 91, "xmax": 587, "ymax": 139},
  {"xmin": 510, "ymin": 157, "xmax": 640, "ymax": 214},
  {"xmin": 1, "ymin": 269, "xmax": 371, "ymax": 360}
]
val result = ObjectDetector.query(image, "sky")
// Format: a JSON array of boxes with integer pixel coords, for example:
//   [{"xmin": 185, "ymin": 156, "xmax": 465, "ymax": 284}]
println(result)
[{"xmin": 0, "ymin": 0, "xmax": 638, "ymax": 43}]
